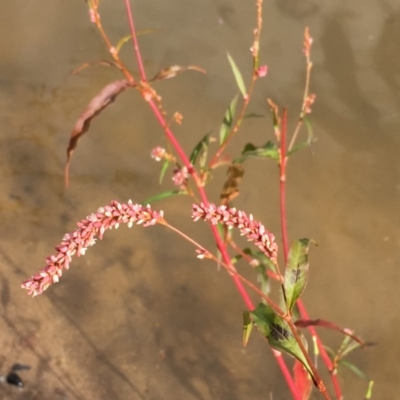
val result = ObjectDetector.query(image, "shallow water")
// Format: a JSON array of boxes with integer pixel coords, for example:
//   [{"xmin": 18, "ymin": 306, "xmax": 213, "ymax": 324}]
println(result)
[{"xmin": 0, "ymin": 1, "xmax": 399, "ymax": 399}]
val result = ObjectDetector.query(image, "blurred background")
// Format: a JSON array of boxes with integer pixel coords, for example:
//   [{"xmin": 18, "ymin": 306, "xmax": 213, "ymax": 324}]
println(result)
[{"xmin": 0, "ymin": 0, "xmax": 399, "ymax": 398}]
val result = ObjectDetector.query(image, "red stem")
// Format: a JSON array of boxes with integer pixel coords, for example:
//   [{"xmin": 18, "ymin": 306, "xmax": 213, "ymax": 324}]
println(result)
[
  {"xmin": 297, "ymin": 302, "xmax": 343, "ymax": 399},
  {"xmin": 274, "ymin": 351, "xmax": 302, "ymax": 400},
  {"xmin": 124, "ymin": 0, "xmax": 147, "ymax": 82},
  {"xmin": 143, "ymin": 102, "xmax": 254, "ymax": 308},
  {"xmin": 123, "ymin": 0, "xmax": 299, "ymax": 397}
]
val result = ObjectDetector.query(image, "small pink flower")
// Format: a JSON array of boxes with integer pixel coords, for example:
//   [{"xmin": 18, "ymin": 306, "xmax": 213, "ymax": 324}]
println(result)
[
  {"xmin": 22, "ymin": 201, "xmax": 164, "ymax": 297},
  {"xmin": 256, "ymin": 65, "xmax": 268, "ymax": 78},
  {"xmin": 172, "ymin": 166, "xmax": 189, "ymax": 187},
  {"xmin": 304, "ymin": 93, "xmax": 316, "ymax": 114},
  {"xmin": 195, "ymin": 249, "xmax": 212, "ymax": 259},
  {"xmin": 89, "ymin": 8, "xmax": 96, "ymax": 24},
  {"xmin": 192, "ymin": 203, "xmax": 278, "ymax": 263},
  {"xmin": 151, "ymin": 146, "xmax": 166, "ymax": 162}
]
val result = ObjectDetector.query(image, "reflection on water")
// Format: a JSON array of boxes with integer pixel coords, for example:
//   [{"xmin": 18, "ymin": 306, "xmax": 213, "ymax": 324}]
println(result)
[{"xmin": 0, "ymin": 1, "xmax": 399, "ymax": 399}]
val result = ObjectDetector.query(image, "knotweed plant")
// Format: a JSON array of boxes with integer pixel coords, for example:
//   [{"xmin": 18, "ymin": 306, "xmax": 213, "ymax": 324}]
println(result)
[{"xmin": 22, "ymin": 1, "xmax": 373, "ymax": 399}]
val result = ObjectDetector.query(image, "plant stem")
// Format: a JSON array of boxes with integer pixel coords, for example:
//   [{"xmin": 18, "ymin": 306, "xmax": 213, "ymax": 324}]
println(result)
[
  {"xmin": 124, "ymin": 0, "xmax": 147, "ymax": 82},
  {"xmin": 278, "ymin": 94, "xmax": 341, "ymax": 400},
  {"xmin": 286, "ymin": 319, "xmax": 331, "ymax": 400},
  {"xmin": 123, "ymin": 0, "xmax": 299, "ymax": 396}
]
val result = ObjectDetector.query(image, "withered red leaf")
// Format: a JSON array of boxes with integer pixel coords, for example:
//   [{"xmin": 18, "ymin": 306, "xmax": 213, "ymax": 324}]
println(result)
[
  {"xmin": 294, "ymin": 318, "xmax": 371, "ymax": 347},
  {"xmin": 65, "ymin": 79, "xmax": 133, "ymax": 186}
]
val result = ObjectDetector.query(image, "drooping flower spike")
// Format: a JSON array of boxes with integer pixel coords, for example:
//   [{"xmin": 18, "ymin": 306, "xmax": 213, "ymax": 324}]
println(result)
[{"xmin": 22, "ymin": 201, "xmax": 164, "ymax": 297}]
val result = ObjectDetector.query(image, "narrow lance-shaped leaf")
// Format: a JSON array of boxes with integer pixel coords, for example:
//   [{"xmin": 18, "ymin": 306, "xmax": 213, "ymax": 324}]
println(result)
[
  {"xmin": 159, "ymin": 159, "xmax": 170, "ymax": 184},
  {"xmin": 215, "ymin": 222, "xmax": 225, "ymax": 269},
  {"xmin": 249, "ymin": 303, "xmax": 317, "ymax": 386},
  {"xmin": 283, "ymin": 238, "xmax": 312, "ymax": 313},
  {"xmin": 189, "ymin": 133, "xmax": 211, "ymax": 167},
  {"xmin": 115, "ymin": 29, "xmax": 160, "ymax": 54},
  {"xmin": 234, "ymin": 141, "xmax": 279, "ymax": 164},
  {"xmin": 227, "ymin": 53, "xmax": 247, "ymax": 98},
  {"xmin": 142, "ymin": 190, "xmax": 184, "ymax": 205},
  {"xmin": 256, "ymin": 264, "xmax": 270, "ymax": 298},
  {"xmin": 219, "ymin": 95, "xmax": 238, "ymax": 145},
  {"xmin": 72, "ymin": 60, "xmax": 117, "ymax": 75},
  {"xmin": 150, "ymin": 65, "xmax": 206, "ymax": 82},
  {"xmin": 231, "ymin": 248, "xmax": 272, "ymax": 297},
  {"xmin": 339, "ymin": 360, "xmax": 369, "ymax": 381},
  {"xmin": 365, "ymin": 381, "xmax": 374, "ymax": 399},
  {"xmin": 242, "ymin": 311, "xmax": 253, "ymax": 347},
  {"xmin": 65, "ymin": 79, "xmax": 133, "ymax": 187},
  {"xmin": 288, "ymin": 117, "xmax": 315, "ymax": 156}
]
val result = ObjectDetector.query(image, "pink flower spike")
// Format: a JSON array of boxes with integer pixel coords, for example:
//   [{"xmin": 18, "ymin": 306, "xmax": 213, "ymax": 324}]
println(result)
[
  {"xmin": 22, "ymin": 201, "xmax": 164, "ymax": 296},
  {"xmin": 192, "ymin": 203, "xmax": 278, "ymax": 263}
]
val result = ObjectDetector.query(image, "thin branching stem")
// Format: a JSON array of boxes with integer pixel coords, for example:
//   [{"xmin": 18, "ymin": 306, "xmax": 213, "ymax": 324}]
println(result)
[
  {"xmin": 288, "ymin": 28, "xmax": 313, "ymax": 152},
  {"xmin": 124, "ymin": 0, "xmax": 147, "ymax": 82},
  {"xmin": 122, "ymin": 0, "xmax": 301, "ymax": 395},
  {"xmin": 89, "ymin": 3, "xmax": 135, "ymax": 83},
  {"xmin": 209, "ymin": 0, "xmax": 264, "ymax": 168},
  {"xmin": 276, "ymin": 28, "xmax": 344, "ymax": 399}
]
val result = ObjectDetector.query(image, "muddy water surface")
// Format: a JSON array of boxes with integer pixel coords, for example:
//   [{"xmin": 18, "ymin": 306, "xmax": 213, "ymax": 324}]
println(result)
[{"xmin": 0, "ymin": 1, "xmax": 399, "ymax": 399}]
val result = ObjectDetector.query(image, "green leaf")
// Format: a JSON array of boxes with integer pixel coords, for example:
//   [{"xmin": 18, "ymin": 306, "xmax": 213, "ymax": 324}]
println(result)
[
  {"xmin": 215, "ymin": 223, "xmax": 226, "ymax": 269},
  {"xmin": 219, "ymin": 95, "xmax": 238, "ymax": 145},
  {"xmin": 284, "ymin": 239, "xmax": 312, "ymax": 313},
  {"xmin": 248, "ymin": 303, "xmax": 272, "ymax": 337},
  {"xmin": 288, "ymin": 140, "xmax": 311, "ymax": 156},
  {"xmin": 243, "ymin": 248, "xmax": 275, "ymax": 297},
  {"xmin": 249, "ymin": 303, "xmax": 316, "ymax": 384},
  {"xmin": 143, "ymin": 190, "xmax": 184, "ymax": 204},
  {"xmin": 288, "ymin": 117, "xmax": 314, "ymax": 156},
  {"xmin": 365, "ymin": 381, "xmax": 374, "ymax": 399},
  {"xmin": 242, "ymin": 248, "xmax": 277, "ymax": 271},
  {"xmin": 242, "ymin": 311, "xmax": 253, "ymax": 346},
  {"xmin": 230, "ymin": 248, "xmax": 273, "ymax": 297},
  {"xmin": 115, "ymin": 29, "xmax": 157, "ymax": 54},
  {"xmin": 233, "ymin": 141, "xmax": 279, "ymax": 164},
  {"xmin": 256, "ymin": 264, "xmax": 270, "ymax": 298},
  {"xmin": 159, "ymin": 159, "xmax": 170, "ymax": 184},
  {"xmin": 227, "ymin": 53, "xmax": 247, "ymax": 98},
  {"xmin": 338, "ymin": 335, "xmax": 363, "ymax": 359},
  {"xmin": 116, "ymin": 34, "xmax": 133, "ymax": 54},
  {"xmin": 190, "ymin": 133, "xmax": 211, "ymax": 167},
  {"xmin": 339, "ymin": 360, "xmax": 369, "ymax": 381}
]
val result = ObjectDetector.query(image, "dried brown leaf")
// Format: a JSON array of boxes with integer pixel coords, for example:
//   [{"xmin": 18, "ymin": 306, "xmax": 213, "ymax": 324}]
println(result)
[
  {"xmin": 65, "ymin": 79, "xmax": 133, "ymax": 187},
  {"xmin": 150, "ymin": 65, "xmax": 206, "ymax": 82},
  {"xmin": 220, "ymin": 164, "xmax": 245, "ymax": 205},
  {"xmin": 71, "ymin": 60, "xmax": 118, "ymax": 75}
]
